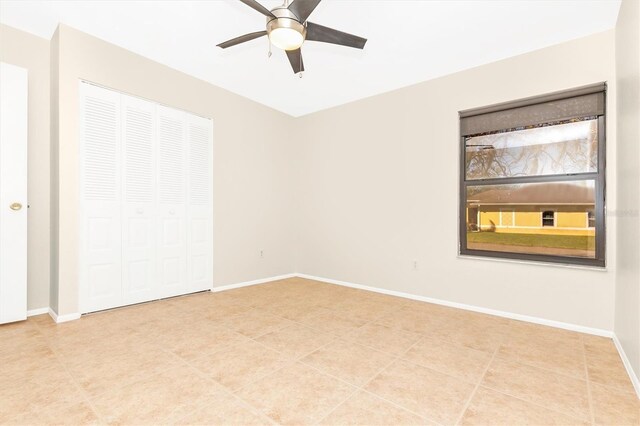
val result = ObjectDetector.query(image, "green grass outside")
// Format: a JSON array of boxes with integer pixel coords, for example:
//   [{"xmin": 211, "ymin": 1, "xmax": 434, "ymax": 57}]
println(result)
[{"xmin": 467, "ymin": 232, "xmax": 595, "ymax": 250}]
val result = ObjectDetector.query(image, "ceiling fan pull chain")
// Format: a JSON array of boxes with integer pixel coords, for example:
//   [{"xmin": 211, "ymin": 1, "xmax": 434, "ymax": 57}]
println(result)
[{"xmin": 267, "ymin": 38, "xmax": 272, "ymax": 58}]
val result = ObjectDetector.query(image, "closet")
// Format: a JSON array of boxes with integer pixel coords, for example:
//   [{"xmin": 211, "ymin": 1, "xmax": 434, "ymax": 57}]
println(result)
[{"xmin": 79, "ymin": 82, "xmax": 213, "ymax": 313}]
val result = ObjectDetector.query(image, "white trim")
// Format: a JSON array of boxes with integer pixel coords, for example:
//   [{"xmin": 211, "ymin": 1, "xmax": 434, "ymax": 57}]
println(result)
[
  {"xmin": 613, "ymin": 334, "xmax": 640, "ymax": 399},
  {"xmin": 294, "ymin": 273, "xmax": 612, "ymax": 337},
  {"xmin": 212, "ymin": 273, "xmax": 297, "ymax": 293},
  {"xmin": 479, "ymin": 224, "xmax": 593, "ymax": 231},
  {"xmin": 48, "ymin": 308, "xmax": 81, "ymax": 324},
  {"xmin": 457, "ymin": 254, "xmax": 607, "ymax": 271},
  {"xmin": 26, "ymin": 307, "xmax": 49, "ymax": 317}
]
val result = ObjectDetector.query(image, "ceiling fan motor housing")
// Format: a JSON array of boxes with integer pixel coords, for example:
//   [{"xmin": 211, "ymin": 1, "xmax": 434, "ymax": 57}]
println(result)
[{"xmin": 266, "ymin": 7, "xmax": 307, "ymax": 50}]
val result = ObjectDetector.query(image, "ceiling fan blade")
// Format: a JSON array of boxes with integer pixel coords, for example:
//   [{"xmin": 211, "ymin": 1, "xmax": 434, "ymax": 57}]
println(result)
[
  {"xmin": 305, "ymin": 22, "xmax": 367, "ymax": 49},
  {"xmin": 238, "ymin": 0, "xmax": 275, "ymax": 18},
  {"xmin": 288, "ymin": 0, "xmax": 322, "ymax": 22},
  {"xmin": 286, "ymin": 48, "xmax": 304, "ymax": 74},
  {"xmin": 217, "ymin": 30, "xmax": 267, "ymax": 49}
]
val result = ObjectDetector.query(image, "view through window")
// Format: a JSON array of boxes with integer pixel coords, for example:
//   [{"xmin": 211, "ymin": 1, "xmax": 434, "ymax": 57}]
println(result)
[{"xmin": 459, "ymin": 85, "xmax": 606, "ymax": 266}]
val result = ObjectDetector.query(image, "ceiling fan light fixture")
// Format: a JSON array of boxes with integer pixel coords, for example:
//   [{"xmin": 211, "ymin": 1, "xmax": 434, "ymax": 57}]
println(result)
[{"xmin": 269, "ymin": 27, "xmax": 304, "ymax": 51}]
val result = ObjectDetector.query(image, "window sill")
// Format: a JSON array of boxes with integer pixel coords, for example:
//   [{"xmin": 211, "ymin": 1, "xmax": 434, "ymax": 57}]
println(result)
[{"xmin": 456, "ymin": 254, "xmax": 608, "ymax": 272}]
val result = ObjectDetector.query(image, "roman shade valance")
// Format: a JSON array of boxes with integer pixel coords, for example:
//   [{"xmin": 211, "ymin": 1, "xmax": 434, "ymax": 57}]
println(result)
[{"xmin": 459, "ymin": 82, "xmax": 606, "ymax": 137}]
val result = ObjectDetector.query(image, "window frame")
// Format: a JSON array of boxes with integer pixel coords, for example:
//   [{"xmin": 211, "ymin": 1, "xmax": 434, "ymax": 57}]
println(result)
[
  {"xmin": 541, "ymin": 210, "xmax": 556, "ymax": 228},
  {"xmin": 459, "ymin": 85, "xmax": 606, "ymax": 267}
]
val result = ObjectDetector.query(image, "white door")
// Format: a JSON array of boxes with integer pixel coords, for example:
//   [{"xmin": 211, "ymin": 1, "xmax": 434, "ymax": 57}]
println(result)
[
  {"xmin": 0, "ymin": 63, "xmax": 28, "ymax": 324},
  {"xmin": 122, "ymin": 95, "xmax": 157, "ymax": 305},
  {"xmin": 156, "ymin": 105, "xmax": 188, "ymax": 298},
  {"xmin": 79, "ymin": 83, "xmax": 123, "ymax": 313}
]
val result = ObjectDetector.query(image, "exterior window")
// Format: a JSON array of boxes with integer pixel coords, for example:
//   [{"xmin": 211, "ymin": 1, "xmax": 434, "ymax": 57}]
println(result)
[{"xmin": 460, "ymin": 84, "xmax": 606, "ymax": 267}]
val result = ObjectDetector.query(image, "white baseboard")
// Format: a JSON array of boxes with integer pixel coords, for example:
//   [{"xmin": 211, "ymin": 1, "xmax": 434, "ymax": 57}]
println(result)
[
  {"xmin": 27, "ymin": 307, "xmax": 49, "ymax": 317},
  {"xmin": 294, "ymin": 273, "xmax": 613, "ymax": 338},
  {"xmin": 212, "ymin": 273, "xmax": 297, "ymax": 293},
  {"xmin": 48, "ymin": 308, "xmax": 81, "ymax": 324},
  {"xmin": 613, "ymin": 334, "xmax": 640, "ymax": 399}
]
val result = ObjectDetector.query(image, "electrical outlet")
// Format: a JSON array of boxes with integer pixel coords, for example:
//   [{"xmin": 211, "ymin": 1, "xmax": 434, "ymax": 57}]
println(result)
[
  {"xmin": 260, "ymin": 250, "xmax": 264, "ymax": 258},
  {"xmin": 413, "ymin": 260, "xmax": 418, "ymax": 270}
]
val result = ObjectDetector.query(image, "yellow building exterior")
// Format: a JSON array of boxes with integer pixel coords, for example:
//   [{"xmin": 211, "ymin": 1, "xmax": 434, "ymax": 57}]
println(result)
[
  {"xmin": 466, "ymin": 182, "xmax": 596, "ymax": 236},
  {"xmin": 466, "ymin": 205, "xmax": 595, "ymax": 236}
]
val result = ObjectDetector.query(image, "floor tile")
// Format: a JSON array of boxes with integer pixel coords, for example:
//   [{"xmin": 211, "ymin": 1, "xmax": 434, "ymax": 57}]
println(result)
[
  {"xmin": 64, "ymin": 345, "xmax": 184, "ymax": 398},
  {"xmin": 189, "ymin": 339, "xmax": 290, "ymax": 391},
  {"xmin": 585, "ymin": 341, "xmax": 634, "ymax": 390},
  {"xmin": 375, "ymin": 307, "xmax": 443, "ymax": 335},
  {"xmin": 497, "ymin": 332, "xmax": 586, "ymax": 379},
  {"xmin": 255, "ymin": 323, "xmax": 336, "ymax": 359},
  {"xmin": 0, "ymin": 360, "xmax": 85, "ymax": 419},
  {"xmin": 90, "ymin": 364, "xmax": 222, "ymax": 424},
  {"xmin": 2, "ymin": 278, "xmax": 637, "ymax": 426},
  {"xmin": 301, "ymin": 340, "xmax": 395, "ymax": 386},
  {"xmin": 481, "ymin": 358, "xmax": 590, "ymax": 421},
  {"xmin": 590, "ymin": 382, "xmax": 640, "ymax": 426},
  {"xmin": 300, "ymin": 309, "xmax": 367, "ymax": 337},
  {"xmin": 175, "ymin": 391, "xmax": 274, "ymax": 425},
  {"xmin": 223, "ymin": 308, "xmax": 294, "ymax": 338},
  {"xmin": 403, "ymin": 337, "xmax": 493, "ymax": 383},
  {"xmin": 365, "ymin": 360, "xmax": 476, "ymax": 424},
  {"xmin": 428, "ymin": 314, "xmax": 508, "ymax": 353},
  {"xmin": 460, "ymin": 387, "xmax": 588, "ymax": 426},
  {"xmin": 345, "ymin": 322, "xmax": 421, "ymax": 356},
  {"xmin": 4, "ymin": 401, "xmax": 99, "ymax": 426},
  {"xmin": 235, "ymin": 362, "xmax": 356, "ymax": 425},
  {"xmin": 159, "ymin": 321, "xmax": 250, "ymax": 361},
  {"xmin": 318, "ymin": 390, "xmax": 431, "ymax": 425}
]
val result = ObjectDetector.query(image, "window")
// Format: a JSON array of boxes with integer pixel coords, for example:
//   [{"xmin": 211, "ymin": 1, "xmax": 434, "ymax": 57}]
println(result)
[
  {"xmin": 460, "ymin": 83, "xmax": 606, "ymax": 267},
  {"xmin": 542, "ymin": 211, "xmax": 555, "ymax": 227}
]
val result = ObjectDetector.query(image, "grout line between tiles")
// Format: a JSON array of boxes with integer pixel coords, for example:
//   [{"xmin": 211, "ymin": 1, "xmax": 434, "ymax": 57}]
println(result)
[
  {"xmin": 311, "ymin": 333, "xmax": 441, "ymax": 425},
  {"xmin": 475, "ymin": 358, "xmax": 594, "ymax": 424},
  {"xmin": 453, "ymin": 343, "xmax": 500, "ymax": 426},
  {"xmin": 27, "ymin": 317, "xmax": 104, "ymax": 424},
  {"xmin": 170, "ymin": 354, "xmax": 279, "ymax": 426}
]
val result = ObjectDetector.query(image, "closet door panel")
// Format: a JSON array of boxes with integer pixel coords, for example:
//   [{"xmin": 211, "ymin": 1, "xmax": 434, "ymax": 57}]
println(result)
[
  {"xmin": 122, "ymin": 95, "xmax": 157, "ymax": 305},
  {"xmin": 79, "ymin": 83, "xmax": 122, "ymax": 313},
  {"xmin": 156, "ymin": 106, "xmax": 188, "ymax": 298},
  {"xmin": 187, "ymin": 114, "xmax": 213, "ymax": 292}
]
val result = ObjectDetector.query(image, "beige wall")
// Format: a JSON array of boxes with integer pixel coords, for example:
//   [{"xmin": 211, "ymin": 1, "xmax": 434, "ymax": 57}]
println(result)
[
  {"xmin": 293, "ymin": 30, "xmax": 618, "ymax": 331},
  {"xmin": 615, "ymin": 0, "xmax": 640, "ymax": 382},
  {"xmin": 51, "ymin": 25, "xmax": 296, "ymax": 315},
  {"xmin": 0, "ymin": 24, "xmax": 50, "ymax": 311}
]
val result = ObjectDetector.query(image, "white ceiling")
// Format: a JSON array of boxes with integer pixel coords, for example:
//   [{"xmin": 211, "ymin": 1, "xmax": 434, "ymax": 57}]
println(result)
[{"xmin": 1, "ymin": 0, "xmax": 621, "ymax": 117}]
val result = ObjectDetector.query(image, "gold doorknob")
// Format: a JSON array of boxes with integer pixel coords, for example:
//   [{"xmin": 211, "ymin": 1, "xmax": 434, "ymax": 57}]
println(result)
[{"xmin": 10, "ymin": 202, "xmax": 22, "ymax": 211}]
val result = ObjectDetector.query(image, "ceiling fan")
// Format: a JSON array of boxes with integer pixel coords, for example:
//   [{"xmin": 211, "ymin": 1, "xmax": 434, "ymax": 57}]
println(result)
[{"xmin": 217, "ymin": 0, "xmax": 367, "ymax": 75}]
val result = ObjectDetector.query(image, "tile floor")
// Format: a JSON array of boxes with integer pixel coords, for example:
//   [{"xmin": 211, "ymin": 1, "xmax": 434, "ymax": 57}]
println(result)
[{"xmin": 1, "ymin": 277, "xmax": 638, "ymax": 425}]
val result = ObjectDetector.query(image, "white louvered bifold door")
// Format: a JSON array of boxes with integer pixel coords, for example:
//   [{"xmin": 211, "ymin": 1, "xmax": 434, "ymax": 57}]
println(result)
[
  {"xmin": 79, "ymin": 83, "xmax": 123, "ymax": 312},
  {"xmin": 156, "ymin": 105, "xmax": 188, "ymax": 299},
  {"xmin": 187, "ymin": 114, "xmax": 213, "ymax": 292},
  {"xmin": 122, "ymin": 95, "xmax": 157, "ymax": 305},
  {"xmin": 80, "ymin": 82, "xmax": 212, "ymax": 313}
]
